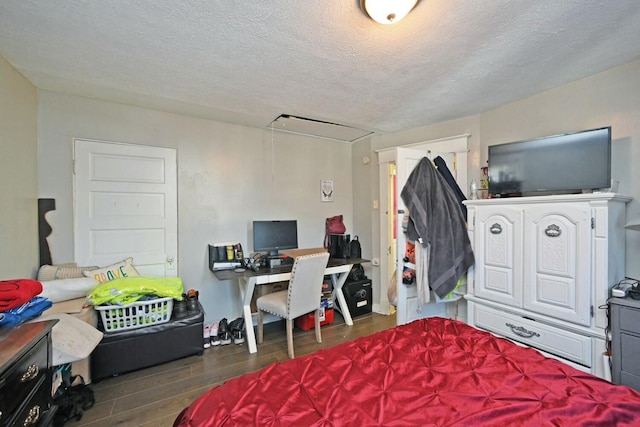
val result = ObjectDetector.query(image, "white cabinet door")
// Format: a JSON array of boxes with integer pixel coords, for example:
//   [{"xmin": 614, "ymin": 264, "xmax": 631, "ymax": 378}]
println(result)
[
  {"xmin": 475, "ymin": 206, "xmax": 523, "ymax": 308},
  {"xmin": 523, "ymin": 204, "xmax": 591, "ymax": 326}
]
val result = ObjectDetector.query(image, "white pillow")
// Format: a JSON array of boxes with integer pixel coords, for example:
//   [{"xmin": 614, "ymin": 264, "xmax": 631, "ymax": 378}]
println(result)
[
  {"xmin": 39, "ymin": 277, "xmax": 99, "ymax": 303},
  {"xmin": 82, "ymin": 257, "xmax": 139, "ymax": 283}
]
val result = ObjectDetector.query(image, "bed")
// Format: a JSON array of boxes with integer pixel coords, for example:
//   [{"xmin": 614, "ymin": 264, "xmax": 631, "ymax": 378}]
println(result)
[{"xmin": 174, "ymin": 317, "xmax": 640, "ymax": 426}]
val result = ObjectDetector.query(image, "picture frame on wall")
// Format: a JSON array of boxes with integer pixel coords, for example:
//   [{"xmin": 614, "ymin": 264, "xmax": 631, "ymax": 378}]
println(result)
[{"xmin": 321, "ymin": 180, "xmax": 334, "ymax": 202}]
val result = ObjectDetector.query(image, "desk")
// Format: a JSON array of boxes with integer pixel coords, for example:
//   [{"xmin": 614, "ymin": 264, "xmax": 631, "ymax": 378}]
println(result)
[{"xmin": 214, "ymin": 257, "xmax": 368, "ymax": 353}]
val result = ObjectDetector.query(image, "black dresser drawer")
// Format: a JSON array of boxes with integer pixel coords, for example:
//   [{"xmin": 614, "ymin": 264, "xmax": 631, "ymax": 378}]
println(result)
[
  {"xmin": 0, "ymin": 336, "xmax": 48, "ymax": 425},
  {"xmin": 0, "ymin": 321, "xmax": 56, "ymax": 427},
  {"xmin": 7, "ymin": 375, "xmax": 49, "ymax": 427}
]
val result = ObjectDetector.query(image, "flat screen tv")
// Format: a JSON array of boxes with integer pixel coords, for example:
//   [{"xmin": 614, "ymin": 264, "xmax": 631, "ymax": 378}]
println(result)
[
  {"xmin": 253, "ymin": 220, "xmax": 298, "ymax": 256},
  {"xmin": 488, "ymin": 127, "xmax": 611, "ymax": 197}
]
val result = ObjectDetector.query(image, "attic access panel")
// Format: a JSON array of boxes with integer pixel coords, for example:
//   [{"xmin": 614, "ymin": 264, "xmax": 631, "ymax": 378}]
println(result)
[{"xmin": 269, "ymin": 115, "xmax": 373, "ymax": 142}]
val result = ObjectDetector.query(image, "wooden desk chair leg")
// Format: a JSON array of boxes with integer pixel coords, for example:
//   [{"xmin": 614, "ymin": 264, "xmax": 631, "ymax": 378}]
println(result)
[
  {"xmin": 257, "ymin": 310, "xmax": 264, "ymax": 344},
  {"xmin": 286, "ymin": 318, "xmax": 295, "ymax": 359},
  {"xmin": 314, "ymin": 309, "xmax": 322, "ymax": 344}
]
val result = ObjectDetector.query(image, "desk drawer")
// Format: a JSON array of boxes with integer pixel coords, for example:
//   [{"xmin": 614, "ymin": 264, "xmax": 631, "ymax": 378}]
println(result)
[
  {"xmin": 471, "ymin": 303, "xmax": 592, "ymax": 366},
  {"xmin": 0, "ymin": 336, "xmax": 48, "ymax": 425}
]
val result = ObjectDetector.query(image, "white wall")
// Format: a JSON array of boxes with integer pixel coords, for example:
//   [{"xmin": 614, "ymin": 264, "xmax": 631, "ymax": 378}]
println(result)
[
  {"xmin": 0, "ymin": 56, "xmax": 38, "ymax": 279},
  {"xmin": 37, "ymin": 91, "xmax": 353, "ymax": 322},
  {"xmin": 356, "ymin": 59, "xmax": 640, "ymax": 311},
  {"xmin": 480, "ymin": 60, "xmax": 640, "ymax": 279},
  {"xmin": 16, "ymin": 57, "xmax": 640, "ymax": 322}
]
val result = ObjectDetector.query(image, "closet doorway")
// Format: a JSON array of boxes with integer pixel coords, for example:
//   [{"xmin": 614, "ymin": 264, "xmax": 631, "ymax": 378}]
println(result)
[{"xmin": 377, "ymin": 135, "xmax": 469, "ymax": 325}]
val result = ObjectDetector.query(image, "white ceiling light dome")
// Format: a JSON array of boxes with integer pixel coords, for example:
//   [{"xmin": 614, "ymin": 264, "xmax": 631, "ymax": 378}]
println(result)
[{"xmin": 360, "ymin": 0, "xmax": 419, "ymax": 24}]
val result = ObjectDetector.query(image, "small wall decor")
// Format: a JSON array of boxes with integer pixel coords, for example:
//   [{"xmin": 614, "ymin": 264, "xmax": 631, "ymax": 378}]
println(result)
[{"xmin": 321, "ymin": 180, "xmax": 334, "ymax": 202}]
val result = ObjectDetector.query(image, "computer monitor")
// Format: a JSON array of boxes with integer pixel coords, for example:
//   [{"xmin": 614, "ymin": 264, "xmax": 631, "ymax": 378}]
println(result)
[{"xmin": 252, "ymin": 220, "xmax": 298, "ymax": 256}]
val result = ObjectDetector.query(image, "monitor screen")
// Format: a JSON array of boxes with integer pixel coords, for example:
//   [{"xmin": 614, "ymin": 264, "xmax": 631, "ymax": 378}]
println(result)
[
  {"xmin": 488, "ymin": 127, "xmax": 611, "ymax": 197},
  {"xmin": 252, "ymin": 220, "xmax": 298, "ymax": 256}
]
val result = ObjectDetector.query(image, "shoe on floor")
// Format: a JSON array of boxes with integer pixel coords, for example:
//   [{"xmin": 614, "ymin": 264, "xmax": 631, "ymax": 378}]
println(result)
[
  {"xmin": 203, "ymin": 323, "xmax": 211, "ymax": 349},
  {"xmin": 218, "ymin": 318, "xmax": 232, "ymax": 345},
  {"xmin": 229, "ymin": 317, "xmax": 245, "ymax": 345},
  {"xmin": 210, "ymin": 321, "xmax": 220, "ymax": 346}
]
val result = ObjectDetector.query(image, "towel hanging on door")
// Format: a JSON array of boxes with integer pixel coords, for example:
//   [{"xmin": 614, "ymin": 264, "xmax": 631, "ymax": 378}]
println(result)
[{"xmin": 401, "ymin": 157, "xmax": 475, "ymax": 299}]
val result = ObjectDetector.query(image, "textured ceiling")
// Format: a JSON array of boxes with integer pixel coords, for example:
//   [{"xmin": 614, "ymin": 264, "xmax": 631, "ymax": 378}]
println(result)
[{"xmin": 2, "ymin": 1, "xmax": 640, "ymax": 136}]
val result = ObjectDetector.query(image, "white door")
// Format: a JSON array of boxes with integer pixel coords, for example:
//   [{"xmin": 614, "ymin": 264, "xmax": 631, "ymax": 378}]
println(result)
[
  {"xmin": 474, "ymin": 205, "xmax": 523, "ymax": 308},
  {"xmin": 523, "ymin": 204, "xmax": 591, "ymax": 326},
  {"xmin": 74, "ymin": 139, "xmax": 178, "ymax": 277},
  {"xmin": 378, "ymin": 137, "xmax": 468, "ymax": 325},
  {"xmin": 395, "ymin": 147, "xmax": 432, "ymax": 325}
]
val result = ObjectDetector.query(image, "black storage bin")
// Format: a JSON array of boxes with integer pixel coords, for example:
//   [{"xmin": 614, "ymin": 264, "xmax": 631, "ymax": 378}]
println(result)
[
  {"xmin": 91, "ymin": 303, "xmax": 204, "ymax": 381},
  {"xmin": 342, "ymin": 279, "xmax": 372, "ymax": 318}
]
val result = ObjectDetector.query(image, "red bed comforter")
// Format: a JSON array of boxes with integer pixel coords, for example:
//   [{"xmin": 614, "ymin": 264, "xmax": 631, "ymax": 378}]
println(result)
[{"xmin": 175, "ymin": 317, "xmax": 640, "ymax": 426}]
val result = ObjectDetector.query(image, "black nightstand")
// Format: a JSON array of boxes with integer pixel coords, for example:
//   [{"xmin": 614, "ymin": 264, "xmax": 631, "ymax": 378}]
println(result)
[{"xmin": 609, "ymin": 297, "xmax": 640, "ymax": 391}]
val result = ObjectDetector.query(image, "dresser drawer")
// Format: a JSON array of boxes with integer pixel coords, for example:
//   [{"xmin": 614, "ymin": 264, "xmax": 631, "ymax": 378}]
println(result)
[
  {"xmin": 619, "ymin": 305, "xmax": 640, "ymax": 334},
  {"xmin": 471, "ymin": 303, "xmax": 592, "ymax": 366},
  {"xmin": 0, "ymin": 335, "xmax": 48, "ymax": 425},
  {"xmin": 8, "ymin": 376, "xmax": 50, "ymax": 427}
]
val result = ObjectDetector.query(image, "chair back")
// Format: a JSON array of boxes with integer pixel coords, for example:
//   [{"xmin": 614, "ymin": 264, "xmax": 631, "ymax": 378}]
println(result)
[{"xmin": 286, "ymin": 252, "xmax": 330, "ymax": 319}]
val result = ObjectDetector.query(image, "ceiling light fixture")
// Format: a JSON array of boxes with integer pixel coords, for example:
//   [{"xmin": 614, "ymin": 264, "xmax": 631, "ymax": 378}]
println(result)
[{"xmin": 360, "ymin": 0, "xmax": 419, "ymax": 25}]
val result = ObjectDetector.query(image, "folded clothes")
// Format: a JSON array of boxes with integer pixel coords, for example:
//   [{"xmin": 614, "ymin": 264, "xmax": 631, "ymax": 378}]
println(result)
[
  {"xmin": 0, "ymin": 279, "xmax": 43, "ymax": 312},
  {"xmin": 0, "ymin": 296, "xmax": 52, "ymax": 328}
]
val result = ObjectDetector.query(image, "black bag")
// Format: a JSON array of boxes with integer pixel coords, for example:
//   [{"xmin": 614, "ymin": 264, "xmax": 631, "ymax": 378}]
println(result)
[
  {"xmin": 348, "ymin": 264, "xmax": 366, "ymax": 282},
  {"xmin": 53, "ymin": 375, "xmax": 95, "ymax": 426},
  {"xmin": 349, "ymin": 235, "xmax": 362, "ymax": 259}
]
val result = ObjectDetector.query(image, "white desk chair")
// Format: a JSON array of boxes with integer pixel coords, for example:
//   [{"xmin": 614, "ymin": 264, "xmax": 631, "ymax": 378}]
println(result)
[{"xmin": 256, "ymin": 251, "xmax": 330, "ymax": 359}]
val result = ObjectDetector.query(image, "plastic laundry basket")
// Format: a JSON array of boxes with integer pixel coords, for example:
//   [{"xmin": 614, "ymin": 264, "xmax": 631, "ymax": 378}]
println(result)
[{"xmin": 95, "ymin": 297, "xmax": 173, "ymax": 332}]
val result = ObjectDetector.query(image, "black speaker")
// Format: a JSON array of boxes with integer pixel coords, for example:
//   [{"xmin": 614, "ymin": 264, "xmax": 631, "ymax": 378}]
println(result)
[
  {"xmin": 342, "ymin": 279, "xmax": 372, "ymax": 318},
  {"xmin": 328, "ymin": 234, "xmax": 350, "ymax": 259}
]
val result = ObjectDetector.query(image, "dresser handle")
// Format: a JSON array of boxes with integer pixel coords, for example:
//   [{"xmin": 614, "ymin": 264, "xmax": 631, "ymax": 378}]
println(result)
[
  {"xmin": 20, "ymin": 364, "xmax": 39, "ymax": 382},
  {"xmin": 545, "ymin": 224, "xmax": 562, "ymax": 237},
  {"xmin": 506, "ymin": 323, "xmax": 540, "ymax": 338},
  {"xmin": 22, "ymin": 405, "xmax": 40, "ymax": 426},
  {"xmin": 489, "ymin": 223, "xmax": 502, "ymax": 234}
]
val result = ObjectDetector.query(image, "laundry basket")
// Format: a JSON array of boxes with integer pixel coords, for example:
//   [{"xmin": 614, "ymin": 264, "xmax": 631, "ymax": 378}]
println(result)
[{"xmin": 95, "ymin": 297, "xmax": 173, "ymax": 332}]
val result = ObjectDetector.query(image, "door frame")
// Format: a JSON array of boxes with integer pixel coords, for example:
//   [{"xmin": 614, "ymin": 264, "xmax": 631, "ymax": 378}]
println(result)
[{"xmin": 375, "ymin": 134, "xmax": 470, "ymax": 317}]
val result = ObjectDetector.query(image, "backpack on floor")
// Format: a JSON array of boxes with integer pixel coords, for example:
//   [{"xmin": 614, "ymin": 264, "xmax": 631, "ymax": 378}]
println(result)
[{"xmin": 52, "ymin": 374, "xmax": 95, "ymax": 426}]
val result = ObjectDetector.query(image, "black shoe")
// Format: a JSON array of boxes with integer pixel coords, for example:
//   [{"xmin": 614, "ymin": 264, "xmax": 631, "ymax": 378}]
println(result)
[
  {"xmin": 218, "ymin": 318, "xmax": 232, "ymax": 345},
  {"xmin": 229, "ymin": 317, "xmax": 245, "ymax": 345},
  {"xmin": 186, "ymin": 289, "xmax": 200, "ymax": 314},
  {"xmin": 173, "ymin": 295, "xmax": 188, "ymax": 319}
]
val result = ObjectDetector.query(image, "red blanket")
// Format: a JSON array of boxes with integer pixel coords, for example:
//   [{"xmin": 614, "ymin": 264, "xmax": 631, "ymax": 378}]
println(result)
[
  {"xmin": 175, "ymin": 317, "xmax": 640, "ymax": 426},
  {"xmin": 0, "ymin": 279, "xmax": 42, "ymax": 312}
]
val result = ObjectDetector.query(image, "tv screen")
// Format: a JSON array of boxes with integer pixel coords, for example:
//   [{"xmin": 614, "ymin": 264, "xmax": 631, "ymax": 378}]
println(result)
[
  {"xmin": 253, "ymin": 220, "xmax": 298, "ymax": 256},
  {"xmin": 488, "ymin": 127, "xmax": 611, "ymax": 197}
]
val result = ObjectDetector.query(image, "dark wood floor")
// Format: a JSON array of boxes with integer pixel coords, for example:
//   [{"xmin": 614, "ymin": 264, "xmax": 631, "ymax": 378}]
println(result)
[{"xmin": 69, "ymin": 311, "xmax": 397, "ymax": 426}]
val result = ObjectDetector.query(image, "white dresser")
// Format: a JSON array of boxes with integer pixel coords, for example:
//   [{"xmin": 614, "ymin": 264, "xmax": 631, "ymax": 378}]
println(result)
[{"xmin": 464, "ymin": 193, "xmax": 630, "ymax": 379}]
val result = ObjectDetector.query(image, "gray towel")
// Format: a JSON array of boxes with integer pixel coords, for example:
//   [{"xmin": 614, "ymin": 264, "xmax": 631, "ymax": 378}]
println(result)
[{"xmin": 401, "ymin": 157, "xmax": 475, "ymax": 298}]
